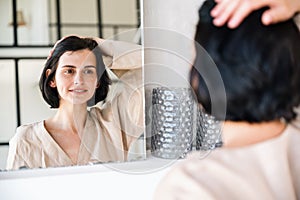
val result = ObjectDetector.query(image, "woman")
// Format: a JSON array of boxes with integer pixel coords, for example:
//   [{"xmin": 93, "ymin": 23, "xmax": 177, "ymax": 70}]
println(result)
[
  {"xmin": 154, "ymin": 0, "xmax": 300, "ymax": 199},
  {"xmin": 6, "ymin": 36, "xmax": 144, "ymax": 170}
]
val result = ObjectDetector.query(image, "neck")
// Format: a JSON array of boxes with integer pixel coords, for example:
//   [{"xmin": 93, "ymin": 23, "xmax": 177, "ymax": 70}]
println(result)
[
  {"xmin": 222, "ymin": 120, "xmax": 286, "ymax": 148},
  {"xmin": 51, "ymin": 104, "xmax": 88, "ymax": 135}
]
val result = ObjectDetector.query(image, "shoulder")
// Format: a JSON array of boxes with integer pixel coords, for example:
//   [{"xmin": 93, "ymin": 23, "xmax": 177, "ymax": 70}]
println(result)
[
  {"xmin": 280, "ymin": 115, "xmax": 300, "ymax": 150},
  {"xmin": 294, "ymin": 14, "xmax": 300, "ymax": 31},
  {"xmin": 155, "ymin": 150, "xmax": 260, "ymax": 200},
  {"xmin": 9, "ymin": 121, "xmax": 45, "ymax": 160},
  {"xmin": 89, "ymin": 105, "xmax": 107, "ymax": 119},
  {"xmin": 284, "ymin": 120, "xmax": 300, "ymax": 165},
  {"xmin": 89, "ymin": 99, "xmax": 118, "ymax": 123},
  {"xmin": 157, "ymin": 134, "xmax": 300, "ymax": 199},
  {"xmin": 154, "ymin": 157, "xmax": 220, "ymax": 200},
  {"xmin": 11, "ymin": 121, "xmax": 44, "ymax": 143}
]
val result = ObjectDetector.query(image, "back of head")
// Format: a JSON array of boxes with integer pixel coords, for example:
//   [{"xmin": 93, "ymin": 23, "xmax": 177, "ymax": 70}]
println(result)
[{"xmin": 191, "ymin": 0, "xmax": 300, "ymax": 122}]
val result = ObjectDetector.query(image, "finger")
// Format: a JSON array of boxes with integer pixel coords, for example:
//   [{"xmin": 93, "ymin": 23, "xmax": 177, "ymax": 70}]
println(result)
[
  {"xmin": 261, "ymin": 10, "xmax": 273, "ymax": 25},
  {"xmin": 262, "ymin": 7, "xmax": 293, "ymax": 25},
  {"xmin": 212, "ymin": 0, "xmax": 241, "ymax": 26},
  {"xmin": 227, "ymin": 0, "xmax": 275, "ymax": 28},
  {"xmin": 227, "ymin": 2, "xmax": 254, "ymax": 28},
  {"xmin": 211, "ymin": 0, "xmax": 233, "ymax": 17},
  {"xmin": 47, "ymin": 49, "xmax": 54, "ymax": 60},
  {"xmin": 211, "ymin": 0, "xmax": 237, "ymax": 18},
  {"xmin": 93, "ymin": 37, "xmax": 105, "ymax": 45}
]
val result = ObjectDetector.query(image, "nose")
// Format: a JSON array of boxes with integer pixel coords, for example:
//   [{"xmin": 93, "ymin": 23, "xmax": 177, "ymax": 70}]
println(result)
[{"xmin": 74, "ymin": 72, "xmax": 84, "ymax": 85}]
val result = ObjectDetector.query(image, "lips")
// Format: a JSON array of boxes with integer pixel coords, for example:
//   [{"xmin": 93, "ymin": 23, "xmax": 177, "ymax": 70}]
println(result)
[{"xmin": 69, "ymin": 89, "xmax": 88, "ymax": 93}]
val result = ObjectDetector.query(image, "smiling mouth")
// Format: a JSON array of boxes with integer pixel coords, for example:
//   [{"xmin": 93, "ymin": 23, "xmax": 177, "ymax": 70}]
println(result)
[{"xmin": 69, "ymin": 89, "xmax": 88, "ymax": 93}]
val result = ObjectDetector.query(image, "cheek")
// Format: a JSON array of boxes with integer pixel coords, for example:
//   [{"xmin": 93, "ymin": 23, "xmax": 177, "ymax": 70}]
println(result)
[
  {"xmin": 54, "ymin": 76, "xmax": 70, "ymax": 91},
  {"xmin": 86, "ymin": 76, "xmax": 98, "ymax": 87}
]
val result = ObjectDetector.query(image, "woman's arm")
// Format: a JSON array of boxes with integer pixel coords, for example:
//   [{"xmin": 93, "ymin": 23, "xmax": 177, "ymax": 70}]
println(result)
[
  {"xmin": 94, "ymin": 38, "xmax": 142, "ymax": 71},
  {"xmin": 94, "ymin": 39, "xmax": 144, "ymax": 149}
]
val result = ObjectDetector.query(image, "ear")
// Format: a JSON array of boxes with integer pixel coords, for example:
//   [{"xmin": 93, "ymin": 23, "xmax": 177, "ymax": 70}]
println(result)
[
  {"xmin": 96, "ymin": 81, "xmax": 100, "ymax": 88},
  {"xmin": 46, "ymin": 69, "xmax": 56, "ymax": 88}
]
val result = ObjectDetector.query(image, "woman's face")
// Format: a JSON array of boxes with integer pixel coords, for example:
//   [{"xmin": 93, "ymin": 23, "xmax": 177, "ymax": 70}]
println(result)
[{"xmin": 49, "ymin": 49, "xmax": 98, "ymax": 107}]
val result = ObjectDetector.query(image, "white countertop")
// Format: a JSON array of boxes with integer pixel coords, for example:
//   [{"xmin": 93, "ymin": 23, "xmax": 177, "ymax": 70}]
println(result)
[{"xmin": 0, "ymin": 155, "xmax": 182, "ymax": 200}]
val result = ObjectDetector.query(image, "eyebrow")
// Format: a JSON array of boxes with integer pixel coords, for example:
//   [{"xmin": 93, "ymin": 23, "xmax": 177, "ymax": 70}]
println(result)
[{"xmin": 61, "ymin": 65, "xmax": 96, "ymax": 69}]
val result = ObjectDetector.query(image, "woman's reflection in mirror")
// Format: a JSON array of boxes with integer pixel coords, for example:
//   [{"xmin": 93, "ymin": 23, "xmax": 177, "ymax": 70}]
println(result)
[{"xmin": 6, "ymin": 36, "xmax": 144, "ymax": 170}]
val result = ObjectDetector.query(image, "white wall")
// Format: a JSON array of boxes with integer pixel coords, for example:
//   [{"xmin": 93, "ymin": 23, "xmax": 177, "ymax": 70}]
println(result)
[
  {"xmin": 143, "ymin": 0, "xmax": 201, "ymax": 88},
  {"xmin": 143, "ymin": 0, "xmax": 203, "ymax": 143}
]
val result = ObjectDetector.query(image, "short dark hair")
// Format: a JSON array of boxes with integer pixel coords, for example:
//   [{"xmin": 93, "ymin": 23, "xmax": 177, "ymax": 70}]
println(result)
[
  {"xmin": 191, "ymin": 0, "xmax": 300, "ymax": 122},
  {"xmin": 39, "ymin": 36, "xmax": 111, "ymax": 108}
]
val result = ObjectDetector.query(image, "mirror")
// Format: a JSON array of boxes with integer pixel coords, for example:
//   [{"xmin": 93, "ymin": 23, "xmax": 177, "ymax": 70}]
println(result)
[{"xmin": 0, "ymin": 0, "xmax": 144, "ymax": 171}]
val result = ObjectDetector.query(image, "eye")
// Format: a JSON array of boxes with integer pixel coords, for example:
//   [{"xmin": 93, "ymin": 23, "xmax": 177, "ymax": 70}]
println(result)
[
  {"xmin": 84, "ymin": 69, "xmax": 95, "ymax": 74},
  {"xmin": 64, "ymin": 68, "xmax": 75, "ymax": 74}
]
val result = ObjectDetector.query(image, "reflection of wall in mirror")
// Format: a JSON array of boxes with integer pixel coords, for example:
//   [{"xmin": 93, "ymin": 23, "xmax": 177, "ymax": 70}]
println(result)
[
  {"xmin": 50, "ymin": 0, "xmax": 139, "ymax": 42},
  {"xmin": 1, "ymin": 0, "xmax": 139, "ymax": 45},
  {"xmin": 0, "ymin": 61, "xmax": 17, "ymax": 169},
  {"xmin": 16, "ymin": 0, "xmax": 49, "ymax": 45},
  {"xmin": 101, "ymin": 0, "xmax": 139, "ymax": 40},
  {"xmin": 0, "ymin": 60, "xmax": 57, "ymax": 169},
  {"xmin": 0, "ymin": 0, "xmax": 49, "ymax": 45},
  {"xmin": 18, "ymin": 60, "xmax": 57, "ymax": 125},
  {"xmin": 0, "ymin": 1, "xmax": 13, "ymax": 44}
]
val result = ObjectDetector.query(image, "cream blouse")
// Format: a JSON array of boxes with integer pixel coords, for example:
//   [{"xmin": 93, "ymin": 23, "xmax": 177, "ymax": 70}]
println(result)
[
  {"xmin": 154, "ymin": 119, "xmax": 300, "ymax": 200},
  {"xmin": 6, "ymin": 40, "xmax": 144, "ymax": 170}
]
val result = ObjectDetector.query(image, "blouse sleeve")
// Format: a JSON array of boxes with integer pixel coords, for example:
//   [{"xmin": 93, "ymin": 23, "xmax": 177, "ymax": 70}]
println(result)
[
  {"xmin": 112, "ymin": 68, "xmax": 144, "ymax": 146},
  {"xmin": 6, "ymin": 135, "xmax": 29, "ymax": 170},
  {"xmin": 95, "ymin": 40, "xmax": 144, "ymax": 149},
  {"xmin": 98, "ymin": 39, "xmax": 142, "ymax": 70}
]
